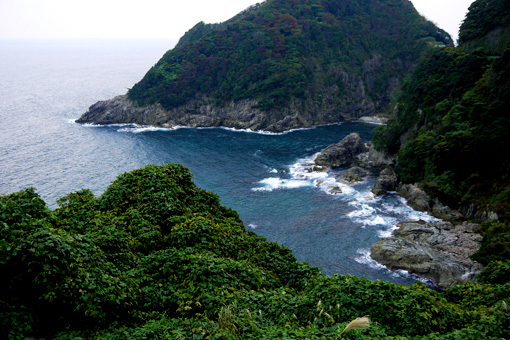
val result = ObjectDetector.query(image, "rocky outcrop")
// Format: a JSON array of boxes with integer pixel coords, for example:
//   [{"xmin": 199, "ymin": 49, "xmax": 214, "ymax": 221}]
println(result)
[
  {"xmin": 370, "ymin": 220, "xmax": 483, "ymax": 290},
  {"xmin": 76, "ymin": 76, "xmax": 380, "ymax": 132},
  {"xmin": 397, "ymin": 183, "xmax": 463, "ymax": 221},
  {"xmin": 314, "ymin": 133, "xmax": 368, "ymax": 168},
  {"xmin": 356, "ymin": 142, "xmax": 395, "ymax": 169},
  {"xmin": 76, "ymin": 94, "xmax": 273, "ymax": 130},
  {"xmin": 459, "ymin": 203, "xmax": 499, "ymax": 222},
  {"xmin": 372, "ymin": 168, "xmax": 398, "ymax": 196}
]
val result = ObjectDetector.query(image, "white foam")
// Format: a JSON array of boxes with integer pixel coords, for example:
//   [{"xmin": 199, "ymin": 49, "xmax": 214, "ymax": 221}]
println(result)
[
  {"xmin": 117, "ymin": 125, "xmax": 184, "ymax": 133},
  {"xmin": 253, "ymin": 153, "xmax": 357, "ymax": 195},
  {"xmin": 248, "ymin": 224, "xmax": 258, "ymax": 229},
  {"xmin": 354, "ymin": 248, "xmax": 387, "ymax": 270},
  {"xmin": 347, "ymin": 204, "xmax": 376, "ymax": 218},
  {"xmin": 377, "ymin": 224, "xmax": 398, "ymax": 238},
  {"xmin": 252, "ymin": 177, "xmax": 314, "ymax": 191},
  {"xmin": 396, "ymin": 196, "xmax": 439, "ymax": 222},
  {"xmin": 200, "ymin": 126, "xmax": 315, "ymax": 135},
  {"xmin": 354, "ymin": 249, "xmax": 427, "ymax": 281},
  {"xmin": 213, "ymin": 122, "xmax": 346, "ymax": 135},
  {"xmin": 81, "ymin": 122, "xmax": 136, "ymax": 128}
]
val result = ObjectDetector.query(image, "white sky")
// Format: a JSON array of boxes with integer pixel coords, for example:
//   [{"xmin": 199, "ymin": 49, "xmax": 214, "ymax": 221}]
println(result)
[{"xmin": 0, "ymin": 0, "xmax": 473, "ymax": 43}]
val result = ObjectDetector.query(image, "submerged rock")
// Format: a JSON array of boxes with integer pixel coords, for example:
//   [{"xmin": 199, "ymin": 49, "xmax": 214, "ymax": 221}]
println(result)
[
  {"xmin": 344, "ymin": 166, "xmax": 370, "ymax": 183},
  {"xmin": 370, "ymin": 220, "xmax": 483, "ymax": 290},
  {"xmin": 314, "ymin": 133, "xmax": 368, "ymax": 168}
]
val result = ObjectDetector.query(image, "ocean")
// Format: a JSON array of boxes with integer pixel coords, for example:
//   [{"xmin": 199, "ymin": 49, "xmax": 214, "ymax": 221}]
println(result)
[{"xmin": 0, "ymin": 40, "xmax": 437, "ymax": 285}]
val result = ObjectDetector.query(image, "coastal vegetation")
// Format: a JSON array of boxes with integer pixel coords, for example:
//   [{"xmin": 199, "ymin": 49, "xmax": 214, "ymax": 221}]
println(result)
[
  {"xmin": 1, "ymin": 164, "xmax": 509, "ymax": 339},
  {"xmin": 4, "ymin": 0, "xmax": 510, "ymax": 338},
  {"xmin": 126, "ymin": 0, "xmax": 451, "ymax": 121},
  {"xmin": 373, "ymin": 0, "xmax": 510, "ymax": 221}
]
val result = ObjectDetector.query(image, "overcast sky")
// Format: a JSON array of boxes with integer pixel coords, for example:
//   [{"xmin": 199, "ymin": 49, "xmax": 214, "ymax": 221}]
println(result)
[{"xmin": 0, "ymin": 0, "xmax": 473, "ymax": 44}]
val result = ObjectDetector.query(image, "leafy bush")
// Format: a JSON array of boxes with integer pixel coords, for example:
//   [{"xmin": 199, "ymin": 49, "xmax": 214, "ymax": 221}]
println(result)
[
  {"xmin": 2, "ymin": 164, "xmax": 510, "ymax": 339},
  {"xmin": 477, "ymin": 260, "xmax": 510, "ymax": 285},
  {"xmin": 472, "ymin": 222, "xmax": 510, "ymax": 265}
]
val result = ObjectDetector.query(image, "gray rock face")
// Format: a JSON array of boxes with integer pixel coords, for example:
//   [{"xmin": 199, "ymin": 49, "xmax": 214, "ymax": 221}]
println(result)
[
  {"xmin": 459, "ymin": 203, "xmax": 499, "ymax": 222},
  {"xmin": 397, "ymin": 183, "xmax": 462, "ymax": 220},
  {"xmin": 314, "ymin": 133, "xmax": 368, "ymax": 168},
  {"xmin": 370, "ymin": 220, "xmax": 483, "ymax": 290},
  {"xmin": 76, "ymin": 68, "xmax": 382, "ymax": 132},
  {"xmin": 356, "ymin": 142, "xmax": 395, "ymax": 169},
  {"xmin": 372, "ymin": 168, "xmax": 398, "ymax": 196}
]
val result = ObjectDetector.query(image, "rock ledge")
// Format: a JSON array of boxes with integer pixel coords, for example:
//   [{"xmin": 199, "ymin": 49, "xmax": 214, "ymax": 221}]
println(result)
[{"xmin": 370, "ymin": 220, "xmax": 483, "ymax": 290}]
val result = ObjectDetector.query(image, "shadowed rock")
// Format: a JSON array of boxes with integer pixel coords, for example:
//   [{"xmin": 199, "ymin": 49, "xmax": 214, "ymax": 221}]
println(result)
[
  {"xmin": 344, "ymin": 166, "xmax": 370, "ymax": 183},
  {"xmin": 372, "ymin": 168, "xmax": 398, "ymax": 196},
  {"xmin": 314, "ymin": 133, "xmax": 368, "ymax": 168}
]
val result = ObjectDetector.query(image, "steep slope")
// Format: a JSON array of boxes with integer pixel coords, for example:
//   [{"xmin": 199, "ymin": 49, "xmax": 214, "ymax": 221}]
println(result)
[
  {"xmin": 2, "ymin": 164, "xmax": 510, "ymax": 339},
  {"xmin": 373, "ymin": 0, "xmax": 510, "ymax": 220},
  {"xmin": 77, "ymin": 0, "xmax": 452, "ymax": 132}
]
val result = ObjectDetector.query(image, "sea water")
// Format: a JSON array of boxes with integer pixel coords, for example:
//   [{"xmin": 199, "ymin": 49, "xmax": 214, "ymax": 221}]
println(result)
[{"xmin": 0, "ymin": 40, "xmax": 437, "ymax": 285}]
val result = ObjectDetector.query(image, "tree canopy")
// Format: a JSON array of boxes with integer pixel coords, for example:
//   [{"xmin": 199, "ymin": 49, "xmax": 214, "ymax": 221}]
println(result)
[{"xmin": 127, "ymin": 0, "xmax": 451, "ymax": 113}]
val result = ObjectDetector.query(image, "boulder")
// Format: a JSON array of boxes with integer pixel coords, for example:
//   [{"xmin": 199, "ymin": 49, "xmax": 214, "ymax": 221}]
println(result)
[
  {"xmin": 397, "ymin": 183, "xmax": 432, "ymax": 211},
  {"xmin": 314, "ymin": 133, "xmax": 368, "ymax": 168},
  {"xmin": 370, "ymin": 220, "xmax": 483, "ymax": 290},
  {"xmin": 344, "ymin": 166, "xmax": 370, "ymax": 183},
  {"xmin": 372, "ymin": 168, "xmax": 398, "ymax": 196},
  {"xmin": 397, "ymin": 183, "xmax": 462, "ymax": 220}
]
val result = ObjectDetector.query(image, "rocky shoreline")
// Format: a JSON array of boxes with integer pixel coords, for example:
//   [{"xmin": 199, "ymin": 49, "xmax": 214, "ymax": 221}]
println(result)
[
  {"xmin": 370, "ymin": 220, "xmax": 483, "ymax": 290},
  {"xmin": 310, "ymin": 133, "xmax": 489, "ymax": 289},
  {"xmin": 76, "ymin": 91, "xmax": 381, "ymax": 133}
]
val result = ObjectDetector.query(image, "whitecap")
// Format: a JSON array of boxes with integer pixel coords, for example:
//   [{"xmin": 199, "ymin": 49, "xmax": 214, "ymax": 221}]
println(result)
[
  {"xmin": 377, "ymin": 224, "xmax": 398, "ymax": 238},
  {"xmin": 353, "ymin": 248, "xmax": 387, "ymax": 270},
  {"xmin": 347, "ymin": 204, "xmax": 376, "ymax": 218},
  {"xmin": 252, "ymin": 177, "xmax": 313, "ymax": 192},
  {"xmin": 269, "ymin": 168, "xmax": 278, "ymax": 174},
  {"xmin": 248, "ymin": 224, "xmax": 258, "ymax": 229},
  {"xmin": 396, "ymin": 196, "xmax": 440, "ymax": 222}
]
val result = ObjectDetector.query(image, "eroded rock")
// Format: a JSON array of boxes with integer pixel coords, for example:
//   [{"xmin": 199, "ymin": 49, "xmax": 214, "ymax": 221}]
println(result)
[
  {"xmin": 314, "ymin": 133, "xmax": 368, "ymax": 168},
  {"xmin": 344, "ymin": 166, "xmax": 370, "ymax": 183},
  {"xmin": 370, "ymin": 220, "xmax": 483, "ymax": 290},
  {"xmin": 398, "ymin": 183, "xmax": 462, "ymax": 220},
  {"xmin": 372, "ymin": 168, "xmax": 398, "ymax": 196}
]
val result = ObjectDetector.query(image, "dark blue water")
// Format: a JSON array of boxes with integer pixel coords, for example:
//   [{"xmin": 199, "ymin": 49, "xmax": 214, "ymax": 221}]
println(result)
[{"xmin": 0, "ymin": 40, "xmax": 436, "ymax": 285}]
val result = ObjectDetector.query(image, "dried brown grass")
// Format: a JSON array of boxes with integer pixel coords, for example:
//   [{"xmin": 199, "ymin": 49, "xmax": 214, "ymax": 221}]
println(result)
[{"xmin": 338, "ymin": 316, "xmax": 370, "ymax": 339}]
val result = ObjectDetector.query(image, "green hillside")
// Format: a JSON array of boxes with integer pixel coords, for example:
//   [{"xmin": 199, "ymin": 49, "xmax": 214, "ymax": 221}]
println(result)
[
  {"xmin": 127, "ymin": 0, "xmax": 451, "ymax": 120},
  {"xmin": 1, "ymin": 164, "xmax": 509, "ymax": 339},
  {"xmin": 373, "ymin": 0, "xmax": 510, "ymax": 221}
]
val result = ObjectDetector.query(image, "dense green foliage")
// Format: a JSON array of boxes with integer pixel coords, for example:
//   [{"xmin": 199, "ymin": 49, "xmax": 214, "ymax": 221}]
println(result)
[
  {"xmin": 372, "ymin": 0, "xmax": 510, "ymax": 293},
  {"xmin": 127, "ymin": 0, "xmax": 451, "ymax": 112},
  {"xmin": 2, "ymin": 164, "xmax": 509, "ymax": 339},
  {"xmin": 373, "ymin": 0, "xmax": 510, "ymax": 220},
  {"xmin": 459, "ymin": 0, "xmax": 510, "ymax": 45}
]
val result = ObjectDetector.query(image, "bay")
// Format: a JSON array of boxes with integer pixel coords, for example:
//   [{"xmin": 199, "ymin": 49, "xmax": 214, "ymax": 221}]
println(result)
[{"xmin": 0, "ymin": 40, "xmax": 436, "ymax": 285}]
